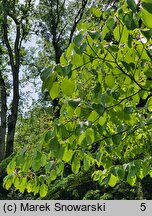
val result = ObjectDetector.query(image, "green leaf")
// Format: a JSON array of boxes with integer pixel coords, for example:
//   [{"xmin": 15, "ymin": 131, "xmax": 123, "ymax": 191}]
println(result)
[
  {"xmin": 141, "ymin": 29, "xmax": 152, "ymax": 40},
  {"xmin": 141, "ymin": 9, "xmax": 152, "ymax": 28},
  {"xmin": 22, "ymin": 157, "xmax": 32, "ymax": 172},
  {"xmin": 108, "ymin": 174, "xmax": 118, "ymax": 187},
  {"xmin": 114, "ymin": 25, "xmax": 128, "ymax": 43},
  {"xmin": 40, "ymin": 67, "xmax": 53, "ymax": 82},
  {"xmin": 60, "ymin": 53, "xmax": 68, "ymax": 65},
  {"xmin": 41, "ymin": 153, "xmax": 47, "ymax": 166},
  {"xmin": 32, "ymin": 160, "xmax": 42, "ymax": 172},
  {"xmin": 102, "ymin": 25, "xmax": 109, "ymax": 39},
  {"xmin": 127, "ymin": 0, "xmax": 137, "ymax": 12},
  {"xmin": 73, "ymin": 34, "xmax": 84, "ymax": 46},
  {"xmin": 132, "ymin": 93, "xmax": 140, "ymax": 105},
  {"xmin": 49, "ymin": 170, "xmax": 57, "ymax": 182},
  {"xmin": 92, "ymin": 170, "xmax": 104, "ymax": 181},
  {"xmin": 71, "ymin": 52, "xmax": 83, "ymax": 66},
  {"xmin": 121, "ymin": 61, "xmax": 131, "ymax": 71},
  {"xmin": 83, "ymin": 154, "xmax": 91, "ymax": 171},
  {"xmin": 49, "ymin": 82, "xmax": 60, "ymax": 99},
  {"xmin": 142, "ymin": 0, "xmax": 152, "ymax": 14},
  {"xmin": 105, "ymin": 75, "xmax": 115, "ymax": 88},
  {"xmin": 95, "ymin": 9, "xmax": 102, "ymax": 17},
  {"xmin": 55, "ymin": 65, "xmax": 72, "ymax": 77},
  {"xmin": 127, "ymin": 167, "xmax": 137, "ymax": 186},
  {"xmin": 26, "ymin": 180, "xmax": 35, "ymax": 193},
  {"xmin": 44, "ymin": 72, "xmax": 57, "ymax": 92},
  {"xmin": 19, "ymin": 177, "xmax": 27, "ymax": 193},
  {"xmin": 68, "ymin": 98, "xmax": 81, "ymax": 108},
  {"xmin": 49, "ymin": 138, "xmax": 60, "ymax": 156},
  {"xmin": 149, "ymin": 169, "xmax": 152, "ymax": 177},
  {"xmin": 79, "ymin": 131, "xmax": 86, "ymax": 145},
  {"xmin": 44, "ymin": 131, "xmax": 53, "ymax": 143},
  {"xmin": 7, "ymin": 160, "xmax": 16, "ymax": 175},
  {"xmin": 136, "ymin": 168, "xmax": 144, "ymax": 180},
  {"xmin": 88, "ymin": 110, "xmax": 99, "ymax": 122},
  {"xmin": 88, "ymin": 31, "xmax": 100, "ymax": 40},
  {"xmin": 147, "ymin": 97, "xmax": 152, "ymax": 111},
  {"xmin": 56, "ymin": 124, "xmax": 69, "ymax": 140},
  {"xmin": 34, "ymin": 185, "xmax": 40, "ymax": 196},
  {"xmin": 106, "ymin": 17, "xmax": 115, "ymax": 31},
  {"xmin": 98, "ymin": 112, "xmax": 107, "ymax": 126},
  {"xmin": 61, "ymin": 77, "xmax": 75, "ymax": 97},
  {"xmin": 123, "ymin": 12, "xmax": 137, "ymax": 30},
  {"xmin": 45, "ymin": 161, "xmax": 51, "ymax": 174},
  {"xmin": 112, "ymin": 134, "xmax": 122, "ymax": 145},
  {"xmin": 109, "ymin": 45, "xmax": 119, "ymax": 52},
  {"xmin": 14, "ymin": 177, "xmax": 20, "ymax": 190},
  {"xmin": 4, "ymin": 175, "xmax": 14, "ymax": 190},
  {"xmin": 40, "ymin": 183, "xmax": 48, "ymax": 198},
  {"xmin": 63, "ymin": 149, "xmax": 73, "ymax": 162},
  {"xmin": 86, "ymin": 128, "xmax": 95, "ymax": 144},
  {"xmin": 72, "ymin": 155, "xmax": 80, "ymax": 174},
  {"xmin": 144, "ymin": 68, "xmax": 152, "ymax": 78},
  {"xmin": 92, "ymin": 103, "xmax": 105, "ymax": 115},
  {"xmin": 16, "ymin": 154, "xmax": 24, "ymax": 166}
]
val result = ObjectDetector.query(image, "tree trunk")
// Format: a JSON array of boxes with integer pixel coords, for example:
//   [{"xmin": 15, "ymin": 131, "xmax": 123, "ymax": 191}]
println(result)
[
  {"xmin": 0, "ymin": 0, "xmax": 31, "ymax": 159},
  {"xmin": 5, "ymin": 70, "xmax": 19, "ymax": 157},
  {"xmin": 2, "ymin": 0, "xmax": 20, "ymax": 157},
  {"xmin": 0, "ymin": 74, "xmax": 7, "ymax": 161}
]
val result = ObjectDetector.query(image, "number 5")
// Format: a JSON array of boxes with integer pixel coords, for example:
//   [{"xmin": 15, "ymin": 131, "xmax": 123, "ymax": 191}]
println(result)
[{"xmin": 140, "ymin": 203, "xmax": 146, "ymax": 211}]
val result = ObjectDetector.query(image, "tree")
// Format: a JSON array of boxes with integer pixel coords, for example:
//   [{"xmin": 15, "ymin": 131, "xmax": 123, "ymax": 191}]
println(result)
[
  {"xmin": 0, "ymin": 0, "xmax": 33, "ymax": 161},
  {"xmin": 3, "ymin": 0, "xmax": 152, "ymax": 198},
  {"xmin": 14, "ymin": 102, "xmax": 51, "ymax": 152},
  {"xmin": 29, "ymin": 0, "xmax": 89, "ymax": 121},
  {"xmin": 36, "ymin": 0, "xmax": 88, "ymax": 63}
]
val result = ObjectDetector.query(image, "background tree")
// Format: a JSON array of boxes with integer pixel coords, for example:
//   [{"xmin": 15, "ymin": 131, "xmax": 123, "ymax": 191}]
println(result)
[{"xmin": 0, "ymin": 0, "xmax": 33, "ymax": 161}]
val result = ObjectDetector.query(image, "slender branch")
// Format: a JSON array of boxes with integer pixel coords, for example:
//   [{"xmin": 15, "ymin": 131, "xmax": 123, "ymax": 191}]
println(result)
[
  {"xmin": 56, "ymin": 0, "xmax": 60, "ymax": 28},
  {"xmin": 57, "ymin": 23, "xmax": 67, "ymax": 43},
  {"xmin": 106, "ymin": 90, "xmax": 141, "ymax": 111},
  {"xmin": 14, "ymin": 24, "xmax": 21, "ymax": 70},
  {"xmin": 68, "ymin": 0, "xmax": 88, "ymax": 45},
  {"xmin": 2, "ymin": 8, "xmax": 15, "ymax": 72}
]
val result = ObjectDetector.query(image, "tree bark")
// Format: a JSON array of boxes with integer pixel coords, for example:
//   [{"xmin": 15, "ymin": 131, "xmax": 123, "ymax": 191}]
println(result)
[
  {"xmin": 5, "ymin": 70, "xmax": 19, "ymax": 157},
  {"xmin": 2, "ymin": 0, "xmax": 20, "ymax": 157},
  {"xmin": 0, "ymin": 74, "xmax": 7, "ymax": 161}
]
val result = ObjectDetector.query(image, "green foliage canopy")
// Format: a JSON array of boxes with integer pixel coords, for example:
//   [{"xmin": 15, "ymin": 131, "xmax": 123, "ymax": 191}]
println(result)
[{"xmin": 3, "ymin": 0, "xmax": 152, "ymax": 198}]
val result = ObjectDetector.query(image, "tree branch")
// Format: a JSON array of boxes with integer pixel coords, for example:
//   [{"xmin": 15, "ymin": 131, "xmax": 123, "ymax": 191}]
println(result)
[
  {"xmin": 68, "ymin": 0, "xmax": 88, "ymax": 45},
  {"xmin": 2, "ymin": 10, "xmax": 15, "ymax": 72}
]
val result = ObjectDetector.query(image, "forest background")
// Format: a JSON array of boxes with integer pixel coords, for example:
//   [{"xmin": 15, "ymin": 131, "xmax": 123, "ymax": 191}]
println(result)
[{"xmin": 0, "ymin": 0, "xmax": 152, "ymax": 200}]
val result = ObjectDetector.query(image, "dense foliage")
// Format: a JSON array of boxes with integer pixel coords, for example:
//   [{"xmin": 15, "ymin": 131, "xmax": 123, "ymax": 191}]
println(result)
[{"xmin": 2, "ymin": 0, "xmax": 152, "ymax": 199}]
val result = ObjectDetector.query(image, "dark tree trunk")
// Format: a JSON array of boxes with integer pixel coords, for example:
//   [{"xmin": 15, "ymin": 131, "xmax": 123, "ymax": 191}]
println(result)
[
  {"xmin": 2, "ymin": 0, "xmax": 20, "ymax": 158},
  {"xmin": 0, "ymin": 0, "xmax": 31, "ymax": 159},
  {"xmin": 0, "ymin": 74, "xmax": 7, "ymax": 161},
  {"xmin": 5, "ymin": 42, "xmax": 20, "ymax": 157},
  {"xmin": 5, "ymin": 75, "xmax": 19, "ymax": 157}
]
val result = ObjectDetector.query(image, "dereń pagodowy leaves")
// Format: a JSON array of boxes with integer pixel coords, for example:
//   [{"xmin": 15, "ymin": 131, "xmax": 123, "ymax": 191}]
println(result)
[{"xmin": 3, "ymin": 0, "xmax": 152, "ymax": 198}]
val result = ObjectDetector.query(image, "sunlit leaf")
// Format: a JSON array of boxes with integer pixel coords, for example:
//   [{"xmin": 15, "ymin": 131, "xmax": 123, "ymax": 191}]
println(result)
[
  {"xmin": 61, "ymin": 77, "xmax": 75, "ymax": 97},
  {"xmin": 147, "ymin": 97, "xmax": 152, "ymax": 111},
  {"xmin": 72, "ymin": 155, "xmax": 80, "ymax": 174},
  {"xmin": 108, "ymin": 174, "xmax": 118, "ymax": 187},
  {"xmin": 83, "ymin": 154, "xmax": 91, "ymax": 171},
  {"xmin": 142, "ymin": 0, "xmax": 152, "ymax": 14},
  {"xmin": 105, "ymin": 75, "xmax": 115, "ymax": 88},
  {"xmin": 141, "ymin": 9, "xmax": 152, "ymax": 28},
  {"xmin": 40, "ymin": 183, "xmax": 48, "ymax": 198}
]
